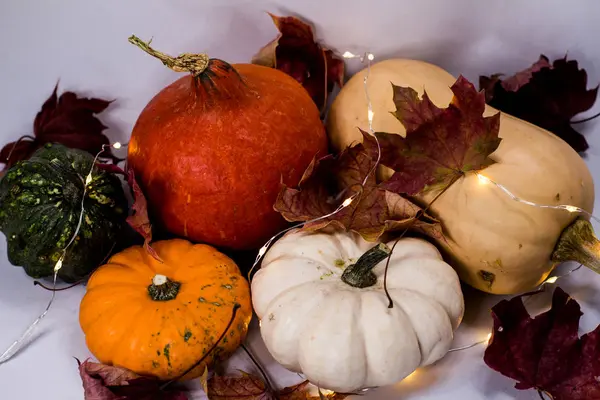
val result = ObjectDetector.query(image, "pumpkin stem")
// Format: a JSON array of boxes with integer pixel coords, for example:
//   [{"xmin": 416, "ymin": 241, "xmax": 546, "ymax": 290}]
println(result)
[
  {"xmin": 341, "ymin": 243, "xmax": 391, "ymax": 288},
  {"xmin": 128, "ymin": 35, "xmax": 210, "ymax": 77},
  {"xmin": 552, "ymin": 218, "xmax": 600, "ymax": 273},
  {"xmin": 148, "ymin": 274, "xmax": 181, "ymax": 301}
]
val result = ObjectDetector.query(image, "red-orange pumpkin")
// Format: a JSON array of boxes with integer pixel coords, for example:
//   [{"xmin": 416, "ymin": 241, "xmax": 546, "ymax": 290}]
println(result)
[{"xmin": 127, "ymin": 36, "xmax": 327, "ymax": 250}]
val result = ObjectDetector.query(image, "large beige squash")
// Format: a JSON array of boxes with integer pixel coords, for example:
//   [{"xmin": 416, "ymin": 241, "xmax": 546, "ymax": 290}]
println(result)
[{"xmin": 327, "ymin": 59, "xmax": 597, "ymax": 294}]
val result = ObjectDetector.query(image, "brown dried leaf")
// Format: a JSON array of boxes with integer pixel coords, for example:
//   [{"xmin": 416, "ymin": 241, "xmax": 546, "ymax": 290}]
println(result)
[
  {"xmin": 126, "ymin": 168, "xmax": 161, "ymax": 262},
  {"xmin": 77, "ymin": 358, "xmax": 188, "ymax": 400},
  {"xmin": 207, "ymin": 372, "xmax": 274, "ymax": 399},
  {"xmin": 369, "ymin": 76, "xmax": 501, "ymax": 195},
  {"xmin": 484, "ymin": 287, "xmax": 600, "ymax": 400},
  {"xmin": 252, "ymin": 13, "xmax": 344, "ymax": 112},
  {"xmin": 275, "ymin": 132, "xmax": 441, "ymax": 242},
  {"xmin": 0, "ymin": 84, "xmax": 118, "ymax": 169},
  {"xmin": 480, "ymin": 55, "xmax": 599, "ymax": 152}
]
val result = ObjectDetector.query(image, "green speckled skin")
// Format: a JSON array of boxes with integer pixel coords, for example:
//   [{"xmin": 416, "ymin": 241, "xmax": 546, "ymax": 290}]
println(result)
[{"xmin": 0, "ymin": 143, "xmax": 128, "ymax": 282}]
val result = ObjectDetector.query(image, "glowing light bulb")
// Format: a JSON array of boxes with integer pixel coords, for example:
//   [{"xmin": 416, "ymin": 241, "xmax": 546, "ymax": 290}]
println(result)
[
  {"xmin": 85, "ymin": 173, "xmax": 93, "ymax": 186},
  {"xmin": 342, "ymin": 197, "xmax": 354, "ymax": 207},
  {"xmin": 112, "ymin": 142, "xmax": 122, "ymax": 149},
  {"xmin": 545, "ymin": 276, "xmax": 558, "ymax": 284},
  {"xmin": 403, "ymin": 370, "xmax": 419, "ymax": 382},
  {"xmin": 477, "ymin": 174, "xmax": 490, "ymax": 185},
  {"xmin": 342, "ymin": 51, "xmax": 357, "ymax": 59},
  {"xmin": 486, "ymin": 332, "xmax": 492, "ymax": 342},
  {"xmin": 367, "ymin": 53, "xmax": 374, "ymax": 61},
  {"xmin": 564, "ymin": 205, "xmax": 580, "ymax": 213},
  {"xmin": 257, "ymin": 245, "xmax": 268, "ymax": 258},
  {"xmin": 54, "ymin": 258, "xmax": 63, "ymax": 272},
  {"xmin": 368, "ymin": 109, "xmax": 375, "ymax": 124}
]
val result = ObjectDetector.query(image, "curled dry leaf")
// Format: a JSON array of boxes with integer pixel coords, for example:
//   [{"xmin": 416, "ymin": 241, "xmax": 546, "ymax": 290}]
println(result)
[
  {"xmin": 366, "ymin": 76, "xmax": 501, "ymax": 196},
  {"xmin": 484, "ymin": 287, "xmax": 600, "ymax": 400},
  {"xmin": 252, "ymin": 13, "xmax": 344, "ymax": 112},
  {"xmin": 77, "ymin": 358, "xmax": 188, "ymax": 400},
  {"xmin": 207, "ymin": 372, "xmax": 273, "ymax": 400},
  {"xmin": 480, "ymin": 55, "xmax": 599, "ymax": 153},
  {"xmin": 126, "ymin": 168, "xmax": 162, "ymax": 262},
  {"xmin": 274, "ymin": 131, "xmax": 442, "ymax": 242},
  {"xmin": 0, "ymin": 84, "xmax": 119, "ymax": 169},
  {"xmin": 206, "ymin": 373, "xmax": 347, "ymax": 400}
]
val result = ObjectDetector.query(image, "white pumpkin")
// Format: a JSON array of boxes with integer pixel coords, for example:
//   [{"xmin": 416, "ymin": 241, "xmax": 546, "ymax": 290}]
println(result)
[{"xmin": 251, "ymin": 230, "xmax": 464, "ymax": 392}]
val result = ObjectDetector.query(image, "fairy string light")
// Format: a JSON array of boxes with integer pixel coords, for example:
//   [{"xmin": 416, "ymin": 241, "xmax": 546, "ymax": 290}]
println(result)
[
  {"xmin": 248, "ymin": 51, "xmax": 378, "ymax": 280},
  {"xmin": 0, "ymin": 141, "xmax": 124, "ymax": 364},
  {"xmin": 475, "ymin": 173, "xmax": 599, "ymax": 223}
]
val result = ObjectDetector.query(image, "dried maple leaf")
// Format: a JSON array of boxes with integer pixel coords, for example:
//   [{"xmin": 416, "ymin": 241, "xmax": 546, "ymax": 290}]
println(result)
[
  {"xmin": 252, "ymin": 13, "xmax": 344, "ymax": 112},
  {"xmin": 484, "ymin": 287, "xmax": 600, "ymax": 400},
  {"xmin": 126, "ymin": 168, "xmax": 161, "ymax": 262},
  {"xmin": 207, "ymin": 374, "xmax": 347, "ymax": 400},
  {"xmin": 77, "ymin": 358, "xmax": 188, "ymax": 400},
  {"xmin": 369, "ymin": 75, "xmax": 501, "ymax": 195},
  {"xmin": 480, "ymin": 55, "xmax": 599, "ymax": 153},
  {"xmin": 207, "ymin": 372, "xmax": 274, "ymax": 400},
  {"xmin": 275, "ymin": 132, "xmax": 441, "ymax": 242},
  {"xmin": 0, "ymin": 84, "xmax": 119, "ymax": 169}
]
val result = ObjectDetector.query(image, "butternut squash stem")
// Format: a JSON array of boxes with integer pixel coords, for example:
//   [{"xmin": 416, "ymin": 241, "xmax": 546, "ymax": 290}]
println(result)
[
  {"xmin": 128, "ymin": 35, "xmax": 210, "ymax": 77},
  {"xmin": 552, "ymin": 218, "xmax": 600, "ymax": 273},
  {"xmin": 341, "ymin": 243, "xmax": 391, "ymax": 288}
]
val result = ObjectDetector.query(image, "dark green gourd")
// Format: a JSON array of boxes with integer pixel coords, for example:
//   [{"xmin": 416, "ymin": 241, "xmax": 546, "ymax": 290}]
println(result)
[{"xmin": 0, "ymin": 143, "xmax": 127, "ymax": 282}]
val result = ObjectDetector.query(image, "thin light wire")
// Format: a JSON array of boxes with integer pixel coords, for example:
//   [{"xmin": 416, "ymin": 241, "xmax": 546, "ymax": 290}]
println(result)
[
  {"xmin": 0, "ymin": 143, "xmax": 122, "ymax": 364},
  {"xmin": 248, "ymin": 52, "xmax": 378, "ymax": 280},
  {"xmin": 476, "ymin": 173, "xmax": 600, "ymax": 223},
  {"xmin": 448, "ymin": 337, "xmax": 491, "ymax": 353}
]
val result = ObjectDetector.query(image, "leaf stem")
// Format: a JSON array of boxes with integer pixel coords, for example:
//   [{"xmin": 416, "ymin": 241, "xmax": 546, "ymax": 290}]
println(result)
[
  {"xmin": 160, "ymin": 303, "xmax": 240, "ymax": 390},
  {"xmin": 571, "ymin": 111, "xmax": 600, "ymax": 124},
  {"xmin": 383, "ymin": 174, "xmax": 461, "ymax": 308},
  {"xmin": 241, "ymin": 343, "xmax": 275, "ymax": 395}
]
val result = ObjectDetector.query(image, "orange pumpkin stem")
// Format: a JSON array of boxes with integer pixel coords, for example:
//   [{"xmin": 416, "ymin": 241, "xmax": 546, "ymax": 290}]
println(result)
[
  {"xmin": 552, "ymin": 218, "xmax": 600, "ymax": 273},
  {"xmin": 128, "ymin": 35, "xmax": 210, "ymax": 77},
  {"xmin": 147, "ymin": 274, "xmax": 181, "ymax": 301}
]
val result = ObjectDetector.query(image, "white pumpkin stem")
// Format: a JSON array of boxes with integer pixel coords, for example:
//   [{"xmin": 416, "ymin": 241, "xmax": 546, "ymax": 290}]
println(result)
[
  {"xmin": 552, "ymin": 218, "xmax": 600, "ymax": 273},
  {"xmin": 341, "ymin": 243, "xmax": 391, "ymax": 288}
]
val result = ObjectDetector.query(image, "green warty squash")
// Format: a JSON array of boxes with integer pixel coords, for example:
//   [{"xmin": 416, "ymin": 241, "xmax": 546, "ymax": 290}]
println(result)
[{"xmin": 0, "ymin": 143, "xmax": 128, "ymax": 282}]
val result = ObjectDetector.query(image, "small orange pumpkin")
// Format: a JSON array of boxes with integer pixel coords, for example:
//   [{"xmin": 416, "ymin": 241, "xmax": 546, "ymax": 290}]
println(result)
[{"xmin": 79, "ymin": 239, "xmax": 252, "ymax": 380}]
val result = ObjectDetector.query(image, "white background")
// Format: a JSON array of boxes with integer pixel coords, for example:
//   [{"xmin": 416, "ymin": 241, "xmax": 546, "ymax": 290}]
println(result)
[{"xmin": 1, "ymin": 1, "xmax": 600, "ymax": 399}]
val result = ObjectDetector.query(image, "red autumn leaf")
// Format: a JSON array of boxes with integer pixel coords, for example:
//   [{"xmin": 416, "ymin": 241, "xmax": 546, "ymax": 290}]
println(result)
[
  {"xmin": 77, "ymin": 358, "xmax": 188, "ymax": 400},
  {"xmin": 479, "ymin": 55, "xmax": 599, "ymax": 153},
  {"xmin": 274, "ymin": 132, "xmax": 442, "ymax": 242},
  {"xmin": 126, "ymin": 168, "xmax": 161, "ymax": 262},
  {"xmin": 252, "ymin": 13, "xmax": 344, "ymax": 112},
  {"xmin": 484, "ymin": 287, "xmax": 600, "ymax": 400},
  {"xmin": 206, "ymin": 373, "xmax": 347, "ymax": 400},
  {"xmin": 0, "ymin": 84, "xmax": 119, "ymax": 169},
  {"xmin": 368, "ymin": 76, "xmax": 501, "ymax": 195}
]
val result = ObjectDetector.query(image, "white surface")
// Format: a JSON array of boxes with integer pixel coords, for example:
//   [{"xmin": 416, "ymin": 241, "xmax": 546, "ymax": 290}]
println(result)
[{"xmin": 1, "ymin": 1, "xmax": 600, "ymax": 399}]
